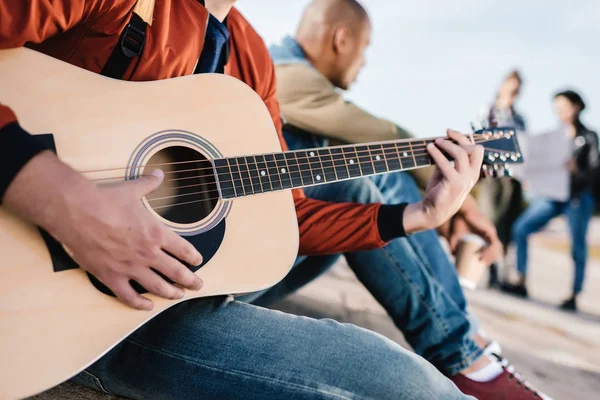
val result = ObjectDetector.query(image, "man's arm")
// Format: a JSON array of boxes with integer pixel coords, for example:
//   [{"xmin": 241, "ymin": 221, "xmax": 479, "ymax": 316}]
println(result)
[
  {"xmin": 260, "ymin": 52, "xmax": 483, "ymax": 255},
  {"xmin": 0, "ymin": 1, "xmax": 205, "ymax": 310},
  {"xmin": 0, "ymin": 0, "xmax": 121, "ymax": 199},
  {"xmin": 273, "ymin": 60, "xmax": 500, "ymax": 259}
]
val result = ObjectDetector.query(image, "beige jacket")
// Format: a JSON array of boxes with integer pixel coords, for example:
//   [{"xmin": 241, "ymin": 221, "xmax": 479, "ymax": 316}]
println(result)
[{"xmin": 275, "ymin": 62, "xmax": 433, "ymax": 189}]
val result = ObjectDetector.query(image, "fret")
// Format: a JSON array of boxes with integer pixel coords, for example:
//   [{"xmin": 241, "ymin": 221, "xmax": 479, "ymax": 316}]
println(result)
[
  {"xmin": 382, "ymin": 143, "xmax": 401, "ymax": 171},
  {"xmin": 330, "ymin": 147, "xmax": 350, "ymax": 180},
  {"xmin": 295, "ymin": 150, "xmax": 315, "ymax": 186},
  {"xmin": 397, "ymin": 143, "xmax": 415, "ymax": 169},
  {"xmin": 236, "ymin": 157, "xmax": 254, "ymax": 195},
  {"xmin": 226, "ymin": 158, "xmax": 245, "ymax": 197},
  {"xmin": 245, "ymin": 156, "xmax": 262, "ymax": 194},
  {"xmin": 414, "ymin": 140, "xmax": 432, "ymax": 167},
  {"xmin": 264, "ymin": 154, "xmax": 282, "ymax": 191},
  {"xmin": 284, "ymin": 152, "xmax": 303, "ymax": 187},
  {"xmin": 213, "ymin": 159, "xmax": 236, "ymax": 199},
  {"xmin": 371, "ymin": 144, "xmax": 389, "ymax": 174},
  {"xmin": 254, "ymin": 155, "xmax": 272, "ymax": 193},
  {"xmin": 274, "ymin": 153, "xmax": 293, "ymax": 189},
  {"xmin": 307, "ymin": 149, "xmax": 325, "ymax": 184},
  {"xmin": 343, "ymin": 147, "xmax": 362, "ymax": 178},
  {"xmin": 356, "ymin": 145, "xmax": 375, "ymax": 176},
  {"xmin": 318, "ymin": 148, "xmax": 337, "ymax": 182},
  {"xmin": 408, "ymin": 141, "xmax": 418, "ymax": 168}
]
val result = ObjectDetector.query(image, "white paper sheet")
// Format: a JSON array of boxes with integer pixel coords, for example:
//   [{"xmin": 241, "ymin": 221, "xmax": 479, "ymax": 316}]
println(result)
[{"xmin": 510, "ymin": 129, "xmax": 571, "ymax": 202}]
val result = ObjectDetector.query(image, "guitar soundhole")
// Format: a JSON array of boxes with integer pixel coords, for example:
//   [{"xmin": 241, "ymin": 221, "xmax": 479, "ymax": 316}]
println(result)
[{"xmin": 143, "ymin": 146, "xmax": 218, "ymax": 225}]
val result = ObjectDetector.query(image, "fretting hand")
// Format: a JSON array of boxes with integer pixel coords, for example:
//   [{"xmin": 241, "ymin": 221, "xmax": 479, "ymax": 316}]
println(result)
[{"xmin": 403, "ymin": 129, "xmax": 484, "ymax": 233}]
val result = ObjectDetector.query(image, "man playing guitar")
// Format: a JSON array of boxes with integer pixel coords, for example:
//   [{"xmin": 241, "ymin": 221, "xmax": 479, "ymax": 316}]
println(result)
[{"xmin": 2, "ymin": 0, "xmax": 484, "ymax": 398}]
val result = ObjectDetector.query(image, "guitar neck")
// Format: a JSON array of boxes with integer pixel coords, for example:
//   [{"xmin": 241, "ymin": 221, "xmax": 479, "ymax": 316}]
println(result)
[{"xmin": 213, "ymin": 137, "xmax": 443, "ymax": 199}]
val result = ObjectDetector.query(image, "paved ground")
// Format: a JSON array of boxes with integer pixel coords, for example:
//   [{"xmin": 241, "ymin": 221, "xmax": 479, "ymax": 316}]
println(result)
[{"xmin": 34, "ymin": 217, "xmax": 600, "ymax": 400}]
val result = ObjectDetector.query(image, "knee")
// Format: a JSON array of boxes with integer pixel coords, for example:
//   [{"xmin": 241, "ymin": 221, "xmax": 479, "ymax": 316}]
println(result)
[
  {"xmin": 571, "ymin": 241, "xmax": 587, "ymax": 262},
  {"xmin": 512, "ymin": 219, "xmax": 528, "ymax": 243}
]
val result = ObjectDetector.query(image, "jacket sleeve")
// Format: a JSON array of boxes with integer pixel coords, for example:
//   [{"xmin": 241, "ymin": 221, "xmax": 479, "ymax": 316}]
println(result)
[
  {"xmin": 0, "ymin": 0, "xmax": 114, "ymax": 49},
  {"xmin": 0, "ymin": 105, "xmax": 53, "ymax": 201},
  {"xmin": 574, "ymin": 130, "xmax": 600, "ymax": 187}
]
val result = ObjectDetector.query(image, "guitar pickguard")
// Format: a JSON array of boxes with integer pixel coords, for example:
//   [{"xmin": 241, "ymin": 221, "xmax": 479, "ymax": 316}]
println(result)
[{"xmin": 41, "ymin": 220, "xmax": 225, "ymax": 297}]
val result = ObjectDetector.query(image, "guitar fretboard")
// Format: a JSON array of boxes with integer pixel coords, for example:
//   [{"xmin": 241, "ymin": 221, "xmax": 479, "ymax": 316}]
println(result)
[{"xmin": 213, "ymin": 140, "xmax": 435, "ymax": 199}]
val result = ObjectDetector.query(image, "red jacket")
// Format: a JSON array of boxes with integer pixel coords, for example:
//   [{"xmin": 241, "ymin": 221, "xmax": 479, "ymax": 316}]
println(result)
[{"xmin": 0, "ymin": 0, "xmax": 388, "ymax": 255}]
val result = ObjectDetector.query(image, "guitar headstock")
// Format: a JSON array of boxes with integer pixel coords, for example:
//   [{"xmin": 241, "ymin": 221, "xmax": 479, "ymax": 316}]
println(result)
[{"xmin": 472, "ymin": 126, "xmax": 523, "ymax": 178}]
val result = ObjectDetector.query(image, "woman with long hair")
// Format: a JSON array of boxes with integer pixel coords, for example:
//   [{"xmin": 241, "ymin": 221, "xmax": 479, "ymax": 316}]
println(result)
[
  {"xmin": 476, "ymin": 70, "xmax": 527, "ymax": 286},
  {"xmin": 502, "ymin": 90, "xmax": 598, "ymax": 311}
]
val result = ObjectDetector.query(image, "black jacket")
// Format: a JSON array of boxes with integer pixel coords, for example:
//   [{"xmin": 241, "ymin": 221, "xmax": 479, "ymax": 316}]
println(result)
[{"xmin": 571, "ymin": 123, "xmax": 599, "ymax": 197}]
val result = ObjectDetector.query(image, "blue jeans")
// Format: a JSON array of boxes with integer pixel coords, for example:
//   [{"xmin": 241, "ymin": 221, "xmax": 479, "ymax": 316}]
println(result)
[
  {"xmin": 512, "ymin": 191, "xmax": 595, "ymax": 295},
  {"xmin": 71, "ymin": 297, "xmax": 471, "ymax": 399},
  {"xmin": 275, "ymin": 130, "xmax": 482, "ymax": 375}
]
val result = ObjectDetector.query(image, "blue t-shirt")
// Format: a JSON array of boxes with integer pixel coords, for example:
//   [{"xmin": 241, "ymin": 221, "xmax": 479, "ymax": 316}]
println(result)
[{"xmin": 194, "ymin": 13, "xmax": 230, "ymax": 74}]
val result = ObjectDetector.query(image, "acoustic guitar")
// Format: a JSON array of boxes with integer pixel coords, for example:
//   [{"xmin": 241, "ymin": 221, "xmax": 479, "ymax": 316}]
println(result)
[{"xmin": 0, "ymin": 48, "xmax": 522, "ymax": 399}]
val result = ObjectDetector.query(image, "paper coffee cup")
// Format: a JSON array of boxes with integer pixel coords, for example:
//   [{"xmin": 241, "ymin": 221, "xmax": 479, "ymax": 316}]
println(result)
[{"xmin": 455, "ymin": 234, "xmax": 488, "ymax": 290}]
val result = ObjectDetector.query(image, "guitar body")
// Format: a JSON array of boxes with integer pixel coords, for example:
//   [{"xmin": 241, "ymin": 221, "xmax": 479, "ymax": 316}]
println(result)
[{"xmin": 0, "ymin": 48, "xmax": 299, "ymax": 399}]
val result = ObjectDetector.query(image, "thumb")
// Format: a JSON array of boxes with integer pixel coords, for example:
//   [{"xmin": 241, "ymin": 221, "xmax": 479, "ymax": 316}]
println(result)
[{"xmin": 129, "ymin": 169, "xmax": 164, "ymax": 198}]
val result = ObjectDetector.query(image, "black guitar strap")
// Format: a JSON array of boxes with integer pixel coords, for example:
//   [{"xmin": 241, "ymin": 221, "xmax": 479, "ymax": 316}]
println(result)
[
  {"xmin": 101, "ymin": 0, "xmax": 231, "ymax": 80},
  {"xmin": 100, "ymin": 12, "xmax": 148, "ymax": 80}
]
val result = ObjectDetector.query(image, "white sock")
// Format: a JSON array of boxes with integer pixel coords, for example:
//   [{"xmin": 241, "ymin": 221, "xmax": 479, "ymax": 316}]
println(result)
[
  {"xmin": 465, "ymin": 356, "xmax": 504, "ymax": 382},
  {"xmin": 483, "ymin": 340, "xmax": 502, "ymax": 357}
]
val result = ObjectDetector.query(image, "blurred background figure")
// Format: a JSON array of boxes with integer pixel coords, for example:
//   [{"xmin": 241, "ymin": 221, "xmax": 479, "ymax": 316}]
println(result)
[
  {"xmin": 502, "ymin": 90, "xmax": 598, "ymax": 312},
  {"xmin": 476, "ymin": 70, "xmax": 527, "ymax": 287}
]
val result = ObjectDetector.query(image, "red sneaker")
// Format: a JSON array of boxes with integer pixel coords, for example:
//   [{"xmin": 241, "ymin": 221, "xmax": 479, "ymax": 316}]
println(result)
[{"xmin": 450, "ymin": 357, "xmax": 551, "ymax": 400}]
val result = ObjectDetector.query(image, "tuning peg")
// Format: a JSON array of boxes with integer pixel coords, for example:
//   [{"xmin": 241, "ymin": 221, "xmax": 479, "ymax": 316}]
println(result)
[{"xmin": 481, "ymin": 164, "xmax": 497, "ymax": 178}]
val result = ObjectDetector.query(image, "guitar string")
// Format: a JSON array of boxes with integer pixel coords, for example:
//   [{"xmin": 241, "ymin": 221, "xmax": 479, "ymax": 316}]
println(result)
[
  {"xmin": 87, "ymin": 137, "xmax": 499, "ymax": 185},
  {"xmin": 101, "ymin": 141, "xmax": 513, "ymax": 194},
  {"xmin": 96, "ymin": 147, "xmax": 459, "ymax": 191},
  {"xmin": 144, "ymin": 150, "xmax": 508, "ymax": 206},
  {"xmin": 77, "ymin": 134, "xmax": 482, "ymax": 174},
  {"xmin": 148, "ymin": 161, "xmax": 505, "ymax": 211},
  {"xmin": 80, "ymin": 135, "xmax": 493, "ymax": 179},
  {"xmin": 143, "ymin": 150, "xmax": 438, "ymax": 202},
  {"xmin": 93, "ymin": 147, "xmax": 435, "ymax": 182}
]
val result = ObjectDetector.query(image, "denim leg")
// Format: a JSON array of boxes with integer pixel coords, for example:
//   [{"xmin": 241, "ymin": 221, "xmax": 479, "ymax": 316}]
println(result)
[
  {"xmin": 512, "ymin": 198, "xmax": 562, "ymax": 276},
  {"xmin": 566, "ymin": 192, "xmax": 595, "ymax": 295},
  {"xmin": 71, "ymin": 298, "xmax": 472, "ymax": 400},
  {"xmin": 305, "ymin": 177, "xmax": 482, "ymax": 375}
]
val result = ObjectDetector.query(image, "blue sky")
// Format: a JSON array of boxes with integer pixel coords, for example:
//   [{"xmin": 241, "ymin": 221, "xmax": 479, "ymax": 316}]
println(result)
[{"xmin": 237, "ymin": 0, "xmax": 599, "ymax": 137}]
